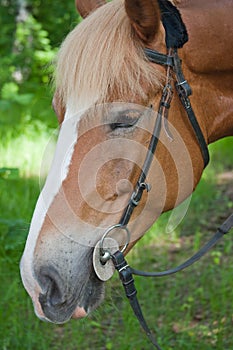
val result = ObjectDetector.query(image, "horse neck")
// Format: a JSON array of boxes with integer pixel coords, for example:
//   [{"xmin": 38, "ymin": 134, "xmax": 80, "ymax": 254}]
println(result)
[
  {"xmin": 157, "ymin": 47, "xmax": 233, "ymax": 209},
  {"xmin": 178, "ymin": 1, "xmax": 233, "ymax": 144}
]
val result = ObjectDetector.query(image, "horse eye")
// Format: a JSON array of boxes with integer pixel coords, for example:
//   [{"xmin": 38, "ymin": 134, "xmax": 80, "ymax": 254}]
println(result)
[
  {"xmin": 110, "ymin": 121, "xmax": 137, "ymax": 131},
  {"xmin": 109, "ymin": 112, "xmax": 139, "ymax": 132}
]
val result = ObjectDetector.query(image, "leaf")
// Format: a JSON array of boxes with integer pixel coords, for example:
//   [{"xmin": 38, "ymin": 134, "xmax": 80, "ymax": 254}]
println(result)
[
  {"xmin": 1, "ymin": 82, "xmax": 19, "ymax": 99},
  {"xmin": 13, "ymin": 93, "xmax": 34, "ymax": 106}
]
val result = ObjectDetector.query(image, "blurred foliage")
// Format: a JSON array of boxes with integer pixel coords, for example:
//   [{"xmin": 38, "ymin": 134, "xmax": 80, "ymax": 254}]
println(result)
[{"xmin": 0, "ymin": 0, "xmax": 80, "ymax": 135}]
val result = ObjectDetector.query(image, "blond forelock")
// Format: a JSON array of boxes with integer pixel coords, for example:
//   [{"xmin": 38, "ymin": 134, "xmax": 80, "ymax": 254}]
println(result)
[{"xmin": 55, "ymin": 0, "xmax": 164, "ymax": 112}]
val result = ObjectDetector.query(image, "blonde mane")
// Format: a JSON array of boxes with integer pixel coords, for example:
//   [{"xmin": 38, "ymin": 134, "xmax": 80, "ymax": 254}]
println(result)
[{"xmin": 55, "ymin": 0, "xmax": 164, "ymax": 112}]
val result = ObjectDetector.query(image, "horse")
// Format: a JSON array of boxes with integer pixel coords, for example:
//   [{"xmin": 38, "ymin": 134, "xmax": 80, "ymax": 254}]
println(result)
[{"xmin": 20, "ymin": 0, "xmax": 233, "ymax": 329}]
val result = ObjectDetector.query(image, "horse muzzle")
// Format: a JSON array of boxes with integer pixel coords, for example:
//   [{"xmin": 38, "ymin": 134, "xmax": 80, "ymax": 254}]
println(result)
[{"xmin": 34, "ymin": 261, "xmax": 104, "ymax": 323}]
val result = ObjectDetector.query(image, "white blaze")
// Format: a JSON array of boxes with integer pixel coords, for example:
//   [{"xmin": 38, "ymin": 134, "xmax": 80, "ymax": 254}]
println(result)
[{"xmin": 20, "ymin": 105, "xmax": 86, "ymax": 299}]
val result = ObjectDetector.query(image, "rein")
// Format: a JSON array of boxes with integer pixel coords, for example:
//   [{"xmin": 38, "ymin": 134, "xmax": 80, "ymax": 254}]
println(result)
[{"xmin": 111, "ymin": 214, "xmax": 233, "ymax": 350}]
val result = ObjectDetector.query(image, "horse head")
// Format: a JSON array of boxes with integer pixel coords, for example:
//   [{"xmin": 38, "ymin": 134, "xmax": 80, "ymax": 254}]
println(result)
[{"xmin": 20, "ymin": 0, "xmax": 233, "ymax": 324}]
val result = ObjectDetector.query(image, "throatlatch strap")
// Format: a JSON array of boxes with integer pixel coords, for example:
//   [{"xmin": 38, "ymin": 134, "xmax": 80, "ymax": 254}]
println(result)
[
  {"xmin": 144, "ymin": 47, "xmax": 210, "ymax": 168},
  {"xmin": 172, "ymin": 50, "xmax": 210, "ymax": 168}
]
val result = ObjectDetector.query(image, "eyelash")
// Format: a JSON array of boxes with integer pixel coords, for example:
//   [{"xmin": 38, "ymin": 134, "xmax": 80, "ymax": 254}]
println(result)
[{"xmin": 110, "ymin": 122, "xmax": 136, "ymax": 131}]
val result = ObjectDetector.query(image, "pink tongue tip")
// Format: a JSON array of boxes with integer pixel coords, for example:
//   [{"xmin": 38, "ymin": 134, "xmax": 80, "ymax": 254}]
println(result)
[{"xmin": 72, "ymin": 307, "xmax": 87, "ymax": 319}]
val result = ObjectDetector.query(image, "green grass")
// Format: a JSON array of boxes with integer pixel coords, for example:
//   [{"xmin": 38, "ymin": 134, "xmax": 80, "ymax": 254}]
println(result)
[
  {"xmin": 0, "ymin": 127, "xmax": 233, "ymax": 349},
  {"xmin": 0, "ymin": 121, "xmax": 57, "ymax": 178}
]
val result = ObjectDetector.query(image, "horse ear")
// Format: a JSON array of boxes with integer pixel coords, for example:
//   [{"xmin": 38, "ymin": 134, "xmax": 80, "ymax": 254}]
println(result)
[
  {"xmin": 75, "ymin": 0, "xmax": 106, "ymax": 18},
  {"xmin": 125, "ymin": 0, "xmax": 160, "ymax": 43}
]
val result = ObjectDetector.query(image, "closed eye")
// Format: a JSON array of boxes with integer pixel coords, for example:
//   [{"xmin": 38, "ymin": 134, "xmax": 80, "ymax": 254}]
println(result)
[
  {"xmin": 110, "ymin": 120, "xmax": 138, "ymax": 131},
  {"xmin": 109, "ymin": 109, "xmax": 140, "ymax": 132}
]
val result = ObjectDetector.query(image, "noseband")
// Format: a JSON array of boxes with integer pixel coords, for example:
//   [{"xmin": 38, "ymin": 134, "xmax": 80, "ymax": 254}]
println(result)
[{"xmin": 93, "ymin": 2, "xmax": 233, "ymax": 349}]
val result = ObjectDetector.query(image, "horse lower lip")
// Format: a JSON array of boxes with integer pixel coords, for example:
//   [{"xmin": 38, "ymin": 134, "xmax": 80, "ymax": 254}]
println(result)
[
  {"xmin": 72, "ymin": 306, "xmax": 87, "ymax": 319},
  {"xmin": 38, "ymin": 291, "xmax": 78, "ymax": 324}
]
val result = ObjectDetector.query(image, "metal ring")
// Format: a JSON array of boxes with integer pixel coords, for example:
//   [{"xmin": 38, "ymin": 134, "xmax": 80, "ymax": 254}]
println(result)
[{"xmin": 100, "ymin": 224, "xmax": 130, "ymax": 255}]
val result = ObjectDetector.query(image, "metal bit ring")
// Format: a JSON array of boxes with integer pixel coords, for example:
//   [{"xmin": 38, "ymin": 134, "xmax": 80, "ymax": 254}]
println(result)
[{"xmin": 99, "ymin": 224, "xmax": 130, "ymax": 258}]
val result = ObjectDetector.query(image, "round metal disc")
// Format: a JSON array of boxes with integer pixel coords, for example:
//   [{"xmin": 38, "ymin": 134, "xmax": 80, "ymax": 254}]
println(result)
[{"xmin": 93, "ymin": 238, "xmax": 119, "ymax": 281}]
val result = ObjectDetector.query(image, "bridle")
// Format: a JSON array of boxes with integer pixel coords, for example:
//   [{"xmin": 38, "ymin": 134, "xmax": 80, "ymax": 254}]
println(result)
[
  {"xmin": 119, "ymin": 46, "xmax": 210, "ymax": 230},
  {"xmin": 92, "ymin": 2, "xmax": 233, "ymax": 349}
]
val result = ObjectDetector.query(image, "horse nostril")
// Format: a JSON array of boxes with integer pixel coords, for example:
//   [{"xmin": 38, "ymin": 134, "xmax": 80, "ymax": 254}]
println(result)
[
  {"xmin": 40, "ymin": 279, "xmax": 63, "ymax": 308},
  {"xmin": 35, "ymin": 265, "xmax": 80, "ymax": 324},
  {"xmin": 37, "ymin": 266, "xmax": 66, "ymax": 308}
]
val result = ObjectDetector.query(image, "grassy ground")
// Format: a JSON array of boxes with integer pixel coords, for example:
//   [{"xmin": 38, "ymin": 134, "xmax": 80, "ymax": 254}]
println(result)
[{"xmin": 0, "ymin": 121, "xmax": 232, "ymax": 349}]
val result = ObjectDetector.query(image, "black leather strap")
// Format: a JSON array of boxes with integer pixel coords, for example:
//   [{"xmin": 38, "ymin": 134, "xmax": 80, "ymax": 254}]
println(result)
[
  {"xmin": 119, "ymin": 104, "xmax": 163, "ymax": 227},
  {"xmin": 120, "ymin": 48, "xmax": 210, "ymax": 230},
  {"xmin": 144, "ymin": 48, "xmax": 210, "ymax": 168},
  {"xmin": 131, "ymin": 213, "xmax": 233, "ymax": 277},
  {"xmin": 111, "ymin": 251, "xmax": 162, "ymax": 350},
  {"xmin": 172, "ymin": 50, "xmax": 210, "ymax": 167},
  {"xmin": 112, "ymin": 214, "xmax": 233, "ymax": 349},
  {"xmin": 144, "ymin": 48, "xmax": 174, "ymax": 67},
  {"xmin": 178, "ymin": 94, "xmax": 210, "ymax": 168}
]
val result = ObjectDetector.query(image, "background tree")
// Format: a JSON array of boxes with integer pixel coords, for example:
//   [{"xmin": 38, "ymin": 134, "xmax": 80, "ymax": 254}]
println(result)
[{"xmin": 0, "ymin": 0, "xmax": 80, "ymax": 134}]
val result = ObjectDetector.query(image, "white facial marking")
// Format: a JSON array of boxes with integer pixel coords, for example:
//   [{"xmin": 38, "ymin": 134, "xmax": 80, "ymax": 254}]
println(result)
[{"xmin": 20, "ymin": 103, "xmax": 90, "ymax": 297}]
